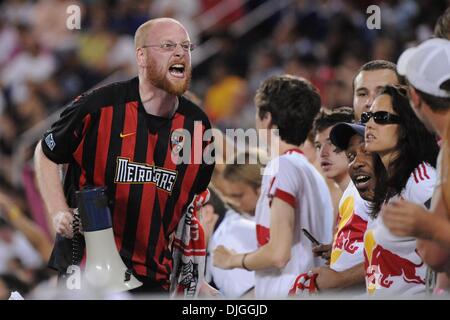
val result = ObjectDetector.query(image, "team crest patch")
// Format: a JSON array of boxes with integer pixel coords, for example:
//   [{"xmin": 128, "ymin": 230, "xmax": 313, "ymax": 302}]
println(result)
[
  {"xmin": 45, "ymin": 133, "xmax": 56, "ymax": 151},
  {"xmin": 114, "ymin": 157, "xmax": 178, "ymax": 193},
  {"xmin": 170, "ymin": 129, "xmax": 188, "ymax": 154}
]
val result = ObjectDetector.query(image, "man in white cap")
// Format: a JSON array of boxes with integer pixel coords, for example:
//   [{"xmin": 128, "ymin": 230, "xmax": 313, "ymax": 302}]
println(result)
[{"xmin": 383, "ymin": 38, "xmax": 450, "ymax": 293}]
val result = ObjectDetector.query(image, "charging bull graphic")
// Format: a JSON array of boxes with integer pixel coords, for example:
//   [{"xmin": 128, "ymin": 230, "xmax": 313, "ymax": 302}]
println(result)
[
  {"xmin": 331, "ymin": 196, "xmax": 367, "ymax": 266},
  {"xmin": 364, "ymin": 230, "xmax": 425, "ymax": 294}
]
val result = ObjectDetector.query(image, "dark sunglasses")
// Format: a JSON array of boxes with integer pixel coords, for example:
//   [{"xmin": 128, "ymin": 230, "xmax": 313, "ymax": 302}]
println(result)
[{"xmin": 361, "ymin": 111, "xmax": 401, "ymax": 125}]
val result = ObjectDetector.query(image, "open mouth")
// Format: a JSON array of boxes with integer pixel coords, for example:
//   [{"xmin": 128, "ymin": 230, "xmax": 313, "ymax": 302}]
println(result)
[
  {"xmin": 365, "ymin": 133, "xmax": 376, "ymax": 143},
  {"xmin": 169, "ymin": 63, "xmax": 185, "ymax": 78},
  {"xmin": 353, "ymin": 174, "xmax": 371, "ymax": 189},
  {"xmin": 320, "ymin": 161, "xmax": 333, "ymax": 171}
]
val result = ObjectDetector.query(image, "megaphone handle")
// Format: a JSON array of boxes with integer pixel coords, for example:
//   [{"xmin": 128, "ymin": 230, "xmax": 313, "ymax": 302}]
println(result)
[
  {"xmin": 71, "ymin": 209, "xmax": 83, "ymax": 265},
  {"xmin": 125, "ymin": 269, "xmax": 132, "ymax": 282}
]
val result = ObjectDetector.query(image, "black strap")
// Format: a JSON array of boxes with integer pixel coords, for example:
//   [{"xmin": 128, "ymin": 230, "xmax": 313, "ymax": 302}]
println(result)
[{"xmin": 239, "ymin": 286, "xmax": 255, "ymax": 298}]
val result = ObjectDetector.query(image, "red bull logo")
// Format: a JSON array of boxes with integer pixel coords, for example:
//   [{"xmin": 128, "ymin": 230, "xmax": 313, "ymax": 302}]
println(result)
[
  {"xmin": 333, "ymin": 214, "xmax": 367, "ymax": 253},
  {"xmin": 364, "ymin": 231, "xmax": 425, "ymax": 294},
  {"xmin": 331, "ymin": 196, "xmax": 367, "ymax": 265}
]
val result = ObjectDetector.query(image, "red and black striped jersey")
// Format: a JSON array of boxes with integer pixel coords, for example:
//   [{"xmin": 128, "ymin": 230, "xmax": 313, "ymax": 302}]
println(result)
[{"xmin": 42, "ymin": 77, "xmax": 215, "ymax": 289}]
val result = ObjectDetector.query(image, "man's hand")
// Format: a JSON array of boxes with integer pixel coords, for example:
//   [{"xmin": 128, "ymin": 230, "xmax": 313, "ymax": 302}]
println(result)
[
  {"xmin": 213, "ymin": 245, "xmax": 238, "ymax": 270},
  {"xmin": 382, "ymin": 199, "xmax": 434, "ymax": 239},
  {"xmin": 312, "ymin": 243, "xmax": 332, "ymax": 264},
  {"xmin": 311, "ymin": 266, "xmax": 342, "ymax": 290},
  {"xmin": 52, "ymin": 210, "xmax": 74, "ymax": 239}
]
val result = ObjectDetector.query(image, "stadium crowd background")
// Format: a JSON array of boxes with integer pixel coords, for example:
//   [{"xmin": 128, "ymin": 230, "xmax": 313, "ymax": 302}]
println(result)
[{"xmin": 0, "ymin": 0, "xmax": 448, "ymax": 299}]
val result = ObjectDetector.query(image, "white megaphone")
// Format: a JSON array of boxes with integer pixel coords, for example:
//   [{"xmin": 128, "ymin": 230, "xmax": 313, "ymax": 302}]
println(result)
[{"xmin": 76, "ymin": 187, "xmax": 142, "ymax": 292}]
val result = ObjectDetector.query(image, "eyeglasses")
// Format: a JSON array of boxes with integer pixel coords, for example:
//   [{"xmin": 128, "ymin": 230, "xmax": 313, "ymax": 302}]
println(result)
[
  {"xmin": 361, "ymin": 111, "xmax": 401, "ymax": 125},
  {"xmin": 141, "ymin": 41, "xmax": 196, "ymax": 52}
]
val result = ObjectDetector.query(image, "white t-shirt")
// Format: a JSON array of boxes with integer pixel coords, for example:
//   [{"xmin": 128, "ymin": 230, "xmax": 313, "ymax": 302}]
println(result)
[
  {"xmin": 330, "ymin": 181, "xmax": 370, "ymax": 272},
  {"xmin": 205, "ymin": 209, "xmax": 257, "ymax": 298},
  {"xmin": 254, "ymin": 149, "xmax": 334, "ymax": 298},
  {"xmin": 364, "ymin": 162, "xmax": 436, "ymax": 296}
]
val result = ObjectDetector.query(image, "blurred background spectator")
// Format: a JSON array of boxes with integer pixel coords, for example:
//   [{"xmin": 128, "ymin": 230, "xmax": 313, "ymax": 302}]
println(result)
[{"xmin": 0, "ymin": 0, "xmax": 448, "ymax": 299}]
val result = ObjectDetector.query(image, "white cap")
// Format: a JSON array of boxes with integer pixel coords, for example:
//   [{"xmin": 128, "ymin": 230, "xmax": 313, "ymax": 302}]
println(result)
[{"xmin": 397, "ymin": 38, "xmax": 450, "ymax": 98}]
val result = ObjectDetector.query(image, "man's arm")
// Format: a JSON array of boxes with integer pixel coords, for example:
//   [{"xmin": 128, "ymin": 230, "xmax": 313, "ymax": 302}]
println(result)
[
  {"xmin": 383, "ymin": 186, "xmax": 450, "ymax": 271},
  {"xmin": 214, "ymin": 197, "xmax": 294, "ymax": 270},
  {"xmin": 312, "ymin": 263, "xmax": 365, "ymax": 290},
  {"xmin": 34, "ymin": 142, "xmax": 74, "ymax": 238},
  {"xmin": 0, "ymin": 192, "xmax": 53, "ymax": 261},
  {"xmin": 417, "ymin": 188, "xmax": 450, "ymax": 271}
]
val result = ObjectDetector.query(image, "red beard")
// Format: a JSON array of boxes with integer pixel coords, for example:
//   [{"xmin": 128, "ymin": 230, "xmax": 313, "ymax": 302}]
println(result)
[{"xmin": 146, "ymin": 57, "xmax": 191, "ymax": 96}]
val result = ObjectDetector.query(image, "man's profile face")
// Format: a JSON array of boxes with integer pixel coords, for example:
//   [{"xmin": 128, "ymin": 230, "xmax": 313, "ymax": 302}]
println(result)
[
  {"xmin": 222, "ymin": 180, "xmax": 259, "ymax": 216},
  {"xmin": 353, "ymin": 69, "xmax": 399, "ymax": 121},
  {"xmin": 314, "ymin": 126, "xmax": 349, "ymax": 181},
  {"xmin": 346, "ymin": 134, "xmax": 376, "ymax": 201},
  {"xmin": 143, "ymin": 21, "xmax": 192, "ymax": 95}
]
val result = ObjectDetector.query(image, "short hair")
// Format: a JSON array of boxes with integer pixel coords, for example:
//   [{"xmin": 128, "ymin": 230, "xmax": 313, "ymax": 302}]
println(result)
[
  {"xmin": 255, "ymin": 75, "xmax": 321, "ymax": 146},
  {"xmin": 222, "ymin": 150, "xmax": 266, "ymax": 190},
  {"xmin": 434, "ymin": 7, "xmax": 450, "ymax": 40},
  {"xmin": 313, "ymin": 108, "xmax": 355, "ymax": 135},
  {"xmin": 415, "ymin": 87, "xmax": 450, "ymax": 111},
  {"xmin": 135, "ymin": 20, "xmax": 153, "ymax": 49},
  {"xmin": 352, "ymin": 60, "xmax": 403, "ymax": 94},
  {"xmin": 134, "ymin": 18, "xmax": 184, "ymax": 49}
]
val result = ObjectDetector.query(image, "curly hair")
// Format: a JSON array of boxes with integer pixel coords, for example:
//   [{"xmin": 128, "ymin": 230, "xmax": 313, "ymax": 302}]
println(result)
[
  {"xmin": 370, "ymin": 85, "xmax": 440, "ymax": 218},
  {"xmin": 255, "ymin": 75, "xmax": 321, "ymax": 146}
]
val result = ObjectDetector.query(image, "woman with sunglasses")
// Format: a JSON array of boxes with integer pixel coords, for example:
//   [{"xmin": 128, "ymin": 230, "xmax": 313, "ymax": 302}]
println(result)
[{"xmin": 361, "ymin": 85, "xmax": 439, "ymax": 296}]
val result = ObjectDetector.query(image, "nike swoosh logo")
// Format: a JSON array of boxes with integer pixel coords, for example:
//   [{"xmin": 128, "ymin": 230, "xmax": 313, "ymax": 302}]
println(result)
[{"xmin": 120, "ymin": 132, "xmax": 135, "ymax": 138}]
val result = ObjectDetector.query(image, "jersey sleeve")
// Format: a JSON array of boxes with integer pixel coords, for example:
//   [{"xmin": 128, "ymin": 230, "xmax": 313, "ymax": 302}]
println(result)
[
  {"xmin": 403, "ymin": 164, "xmax": 437, "ymax": 208},
  {"xmin": 268, "ymin": 157, "xmax": 301, "ymax": 208},
  {"xmin": 41, "ymin": 93, "xmax": 92, "ymax": 164},
  {"xmin": 193, "ymin": 117, "xmax": 215, "ymax": 194}
]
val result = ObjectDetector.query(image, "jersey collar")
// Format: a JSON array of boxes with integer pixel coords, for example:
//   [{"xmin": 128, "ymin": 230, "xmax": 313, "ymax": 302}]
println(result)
[{"xmin": 283, "ymin": 148, "xmax": 304, "ymax": 155}]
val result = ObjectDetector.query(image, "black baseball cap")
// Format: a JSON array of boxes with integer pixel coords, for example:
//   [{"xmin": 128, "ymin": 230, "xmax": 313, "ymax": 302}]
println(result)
[{"xmin": 330, "ymin": 122, "xmax": 365, "ymax": 150}]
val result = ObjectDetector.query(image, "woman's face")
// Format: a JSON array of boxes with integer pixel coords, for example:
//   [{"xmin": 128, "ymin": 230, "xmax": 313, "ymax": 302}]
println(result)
[
  {"xmin": 364, "ymin": 94, "xmax": 399, "ymax": 157},
  {"xmin": 222, "ymin": 180, "xmax": 260, "ymax": 215}
]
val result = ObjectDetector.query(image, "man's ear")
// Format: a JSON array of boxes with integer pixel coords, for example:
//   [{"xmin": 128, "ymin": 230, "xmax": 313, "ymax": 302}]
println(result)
[
  {"xmin": 136, "ymin": 48, "xmax": 146, "ymax": 67},
  {"xmin": 263, "ymin": 112, "xmax": 274, "ymax": 129}
]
